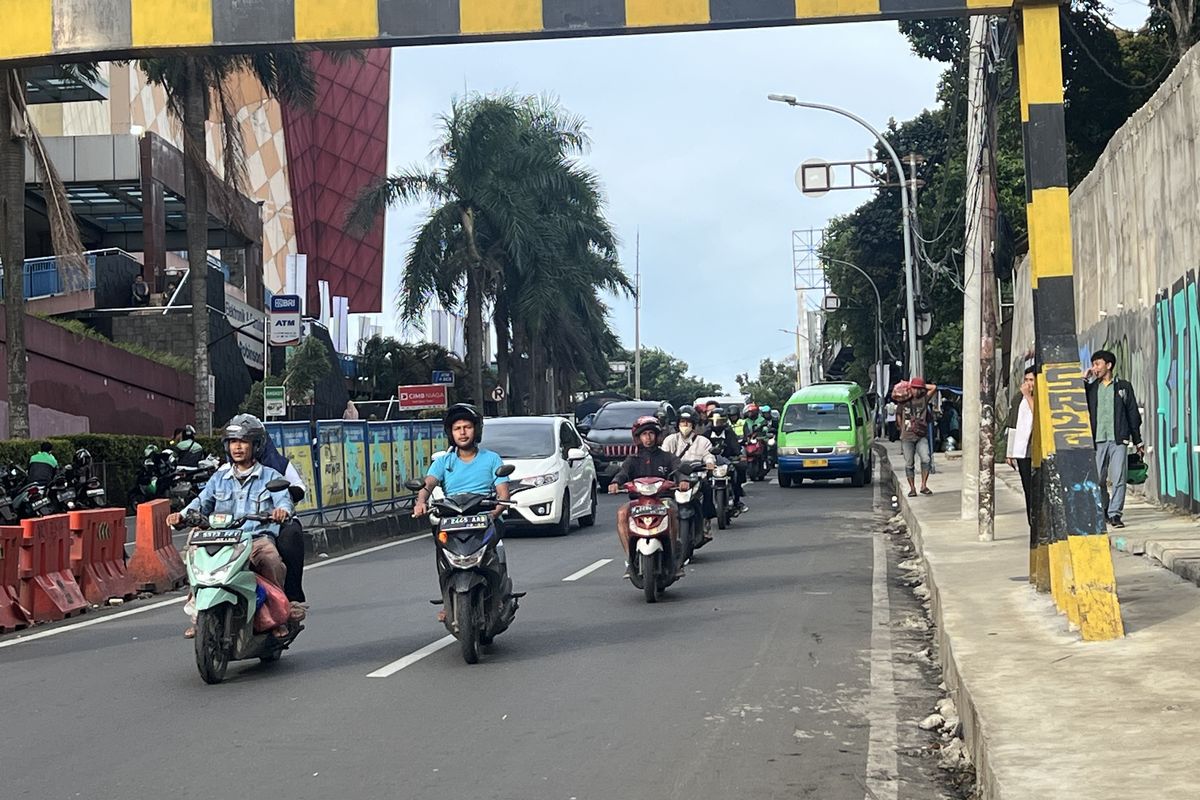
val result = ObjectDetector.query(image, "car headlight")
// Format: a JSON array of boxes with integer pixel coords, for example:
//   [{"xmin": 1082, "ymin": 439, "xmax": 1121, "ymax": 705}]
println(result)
[
  {"xmin": 779, "ymin": 447, "xmax": 797, "ymax": 456},
  {"xmin": 518, "ymin": 473, "xmax": 559, "ymax": 489},
  {"xmin": 834, "ymin": 443, "xmax": 853, "ymax": 455},
  {"xmin": 444, "ymin": 547, "xmax": 487, "ymax": 569}
]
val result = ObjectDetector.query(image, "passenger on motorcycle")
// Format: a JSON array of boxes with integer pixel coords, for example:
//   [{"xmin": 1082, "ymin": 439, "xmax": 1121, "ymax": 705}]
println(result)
[
  {"xmin": 27, "ymin": 442, "xmax": 58, "ymax": 485},
  {"xmin": 167, "ymin": 414, "xmax": 293, "ymax": 638},
  {"xmin": 704, "ymin": 411, "xmax": 748, "ymax": 513},
  {"xmin": 171, "ymin": 425, "xmax": 206, "ymax": 468},
  {"xmin": 609, "ymin": 416, "xmax": 691, "ymax": 577},
  {"xmin": 661, "ymin": 409, "xmax": 718, "ymax": 532},
  {"xmin": 260, "ymin": 436, "xmax": 310, "ymax": 603},
  {"xmin": 412, "ymin": 404, "xmax": 514, "ymax": 621}
]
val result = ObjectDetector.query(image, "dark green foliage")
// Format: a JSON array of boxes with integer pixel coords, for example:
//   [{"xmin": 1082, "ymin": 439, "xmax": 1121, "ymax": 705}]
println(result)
[
  {"xmin": 603, "ymin": 346, "xmax": 723, "ymax": 410},
  {"xmin": 736, "ymin": 358, "xmax": 799, "ymax": 409}
]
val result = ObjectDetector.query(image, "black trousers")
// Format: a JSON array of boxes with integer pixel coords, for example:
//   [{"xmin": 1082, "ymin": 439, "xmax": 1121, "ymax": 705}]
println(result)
[
  {"xmin": 276, "ymin": 519, "xmax": 306, "ymax": 602},
  {"xmin": 1016, "ymin": 457, "xmax": 1034, "ymax": 534}
]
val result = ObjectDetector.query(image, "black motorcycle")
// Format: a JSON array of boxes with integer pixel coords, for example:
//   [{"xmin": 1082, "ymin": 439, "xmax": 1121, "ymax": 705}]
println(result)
[
  {"xmin": 5, "ymin": 465, "xmax": 53, "ymax": 519},
  {"xmin": 674, "ymin": 461, "xmax": 709, "ymax": 562},
  {"xmin": 710, "ymin": 458, "xmax": 738, "ymax": 530},
  {"xmin": 128, "ymin": 446, "xmax": 177, "ymax": 512},
  {"xmin": 168, "ymin": 456, "xmax": 219, "ymax": 512},
  {"xmin": 406, "ymin": 465, "xmax": 524, "ymax": 664}
]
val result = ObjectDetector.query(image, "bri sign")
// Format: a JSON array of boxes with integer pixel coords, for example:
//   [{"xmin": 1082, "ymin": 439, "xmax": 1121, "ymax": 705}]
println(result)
[{"xmin": 269, "ymin": 295, "xmax": 302, "ymax": 346}]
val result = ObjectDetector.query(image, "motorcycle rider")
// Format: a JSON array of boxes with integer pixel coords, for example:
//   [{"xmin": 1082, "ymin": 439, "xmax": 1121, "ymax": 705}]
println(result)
[
  {"xmin": 27, "ymin": 442, "xmax": 59, "ymax": 485},
  {"xmin": 171, "ymin": 425, "xmax": 206, "ymax": 469},
  {"xmin": 260, "ymin": 435, "xmax": 310, "ymax": 604},
  {"xmin": 412, "ymin": 404, "xmax": 515, "ymax": 621},
  {"xmin": 704, "ymin": 410, "xmax": 748, "ymax": 513},
  {"xmin": 167, "ymin": 414, "xmax": 293, "ymax": 639},
  {"xmin": 609, "ymin": 416, "xmax": 691, "ymax": 578},
  {"xmin": 744, "ymin": 403, "xmax": 769, "ymax": 434},
  {"xmin": 729, "ymin": 406, "xmax": 748, "ymax": 438},
  {"xmin": 661, "ymin": 408, "xmax": 718, "ymax": 537}
]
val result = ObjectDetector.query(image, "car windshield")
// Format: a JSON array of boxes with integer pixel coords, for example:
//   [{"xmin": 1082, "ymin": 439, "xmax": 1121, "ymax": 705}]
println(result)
[
  {"xmin": 592, "ymin": 405, "xmax": 659, "ymax": 430},
  {"xmin": 480, "ymin": 422, "xmax": 556, "ymax": 459},
  {"xmin": 782, "ymin": 402, "xmax": 853, "ymax": 432}
]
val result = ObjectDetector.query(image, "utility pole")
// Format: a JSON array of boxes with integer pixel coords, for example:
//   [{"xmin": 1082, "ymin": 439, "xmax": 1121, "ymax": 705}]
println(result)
[
  {"xmin": 634, "ymin": 229, "xmax": 642, "ymax": 400},
  {"xmin": 960, "ymin": 16, "xmax": 987, "ymax": 522},
  {"xmin": 978, "ymin": 20, "xmax": 1000, "ymax": 542}
]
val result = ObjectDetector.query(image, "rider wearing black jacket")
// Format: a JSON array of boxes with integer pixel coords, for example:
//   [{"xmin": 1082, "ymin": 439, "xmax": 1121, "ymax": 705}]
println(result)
[
  {"xmin": 703, "ymin": 410, "xmax": 748, "ymax": 511},
  {"xmin": 609, "ymin": 416, "xmax": 690, "ymax": 578}
]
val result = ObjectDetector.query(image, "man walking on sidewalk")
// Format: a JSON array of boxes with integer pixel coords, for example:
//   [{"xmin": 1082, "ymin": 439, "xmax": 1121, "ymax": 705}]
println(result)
[
  {"xmin": 1005, "ymin": 365, "xmax": 1036, "ymax": 532},
  {"xmin": 1084, "ymin": 349, "xmax": 1143, "ymax": 529},
  {"xmin": 895, "ymin": 377, "xmax": 937, "ymax": 497}
]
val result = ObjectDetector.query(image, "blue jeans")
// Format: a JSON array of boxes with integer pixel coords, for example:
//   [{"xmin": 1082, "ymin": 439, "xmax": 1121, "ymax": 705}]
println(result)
[
  {"xmin": 902, "ymin": 438, "xmax": 931, "ymax": 479},
  {"xmin": 1095, "ymin": 441, "xmax": 1128, "ymax": 518}
]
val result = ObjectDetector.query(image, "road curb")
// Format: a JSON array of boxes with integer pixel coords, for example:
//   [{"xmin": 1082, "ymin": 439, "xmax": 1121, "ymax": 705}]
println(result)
[
  {"xmin": 874, "ymin": 443, "xmax": 1002, "ymax": 800},
  {"xmin": 303, "ymin": 511, "xmax": 426, "ymax": 558}
]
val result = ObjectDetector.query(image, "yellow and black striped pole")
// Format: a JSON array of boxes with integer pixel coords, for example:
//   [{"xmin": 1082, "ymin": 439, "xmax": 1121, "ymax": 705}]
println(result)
[{"xmin": 1017, "ymin": 2, "xmax": 1122, "ymax": 640}]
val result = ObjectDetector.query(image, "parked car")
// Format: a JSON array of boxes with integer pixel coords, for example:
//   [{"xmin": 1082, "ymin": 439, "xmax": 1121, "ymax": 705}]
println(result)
[
  {"xmin": 776, "ymin": 381, "xmax": 874, "ymax": 487},
  {"xmin": 479, "ymin": 416, "xmax": 598, "ymax": 535},
  {"xmin": 581, "ymin": 400, "xmax": 677, "ymax": 487}
]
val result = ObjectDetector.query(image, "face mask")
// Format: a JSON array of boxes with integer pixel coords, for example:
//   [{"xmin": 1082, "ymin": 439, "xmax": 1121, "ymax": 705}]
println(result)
[{"xmin": 679, "ymin": 424, "xmax": 693, "ymax": 437}]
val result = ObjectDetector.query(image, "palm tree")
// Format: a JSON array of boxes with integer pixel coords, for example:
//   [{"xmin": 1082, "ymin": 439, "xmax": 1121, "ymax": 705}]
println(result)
[
  {"xmin": 0, "ymin": 66, "xmax": 94, "ymax": 438},
  {"xmin": 136, "ymin": 55, "xmax": 317, "ymax": 433}
]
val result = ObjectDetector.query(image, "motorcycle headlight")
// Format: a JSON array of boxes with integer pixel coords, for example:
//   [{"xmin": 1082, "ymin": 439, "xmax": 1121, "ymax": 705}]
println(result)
[
  {"xmin": 768, "ymin": 438, "xmax": 776, "ymax": 446},
  {"xmin": 714, "ymin": 465, "xmax": 729, "ymax": 477},
  {"xmin": 636, "ymin": 482, "xmax": 660, "ymax": 496},
  {"xmin": 188, "ymin": 540, "xmax": 249, "ymax": 585},
  {"xmin": 518, "ymin": 473, "xmax": 559, "ymax": 489},
  {"xmin": 443, "ymin": 547, "xmax": 487, "ymax": 569}
]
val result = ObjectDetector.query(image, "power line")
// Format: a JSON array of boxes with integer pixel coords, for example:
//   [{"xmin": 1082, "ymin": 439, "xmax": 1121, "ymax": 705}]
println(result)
[{"xmin": 1060, "ymin": 7, "xmax": 1176, "ymax": 91}]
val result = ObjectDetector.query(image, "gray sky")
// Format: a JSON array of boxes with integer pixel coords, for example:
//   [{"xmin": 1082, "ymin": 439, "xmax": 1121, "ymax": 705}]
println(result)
[{"xmin": 377, "ymin": 7, "xmax": 1147, "ymax": 394}]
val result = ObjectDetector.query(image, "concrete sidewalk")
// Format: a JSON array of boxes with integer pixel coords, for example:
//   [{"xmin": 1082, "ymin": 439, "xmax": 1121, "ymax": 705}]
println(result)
[{"xmin": 882, "ymin": 442, "xmax": 1200, "ymax": 800}]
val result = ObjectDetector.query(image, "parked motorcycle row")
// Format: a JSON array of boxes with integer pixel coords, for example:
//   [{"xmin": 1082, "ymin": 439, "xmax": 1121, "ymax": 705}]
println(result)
[
  {"xmin": 0, "ymin": 449, "xmax": 109, "ymax": 522},
  {"xmin": 128, "ymin": 445, "xmax": 220, "ymax": 513}
]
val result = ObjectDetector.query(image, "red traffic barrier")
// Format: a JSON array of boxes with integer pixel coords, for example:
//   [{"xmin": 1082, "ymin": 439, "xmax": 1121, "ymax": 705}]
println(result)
[
  {"xmin": 18, "ymin": 515, "xmax": 88, "ymax": 622},
  {"xmin": 70, "ymin": 508, "xmax": 136, "ymax": 605},
  {"xmin": 0, "ymin": 525, "xmax": 31, "ymax": 632},
  {"xmin": 127, "ymin": 499, "xmax": 186, "ymax": 594}
]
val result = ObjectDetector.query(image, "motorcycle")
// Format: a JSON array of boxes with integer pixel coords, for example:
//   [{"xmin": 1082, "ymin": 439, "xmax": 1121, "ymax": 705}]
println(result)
[
  {"xmin": 405, "ymin": 464, "xmax": 524, "ymax": 664},
  {"xmin": 45, "ymin": 469, "xmax": 78, "ymax": 514},
  {"xmin": 128, "ymin": 446, "xmax": 177, "ymax": 512},
  {"xmin": 5, "ymin": 465, "xmax": 53, "ymax": 519},
  {"xmin": 621, "ymin": 476, "xmax": 685, "ymax": 603},
  {"xmin": 0, "ymin": 466, "xmax": 21, "ymax": 523},
  {"xmin": 744, "ymin": 429, "xmax": 769, "ymax": 482},
  {"xmin": 176, "ymin": 478, "xmax": 301, "ymax": 684},
  {"xmin": 710, "ymin": 460, "xmax": 738, "ymax": 530},
  {"xmin": 674, "ymin": 461, "xmax": 709, "ymax": 563},
  {"xmin": 169, "ymin": 456, "xmax": 219, "ymax": 512}
]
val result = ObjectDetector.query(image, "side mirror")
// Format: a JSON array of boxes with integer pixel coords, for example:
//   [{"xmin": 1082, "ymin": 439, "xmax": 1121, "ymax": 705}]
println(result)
[
  {"xmin": 566, "ymin": 447, "xmax": 587, "ymax": 462},
  {"xmin": 496, "ymin": 464, "xmax": 516, "ymax": 478},
  {"xmin": 404, "ymin": 479, "xmax": 424, "ymax": 492},
  {"xmin": 265, "ymin": 478, "xmax": 290, "ymax": 492}
]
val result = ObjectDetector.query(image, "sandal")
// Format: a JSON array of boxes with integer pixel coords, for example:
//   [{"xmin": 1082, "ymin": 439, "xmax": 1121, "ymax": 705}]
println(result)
[
  {"xmin": 907, "ymin": 489, "xmax": 918, "ymax": 497},
  {"xmin": 183, "ymin": 626, "xmax": 195, "ymax": 639},
  {"xmin": 920, "ymin": 487, "xmax": 933, "ymax": 495},
  {"xmin": 437, "ymin": 610, "xmax": 447, "ymax": 623}
]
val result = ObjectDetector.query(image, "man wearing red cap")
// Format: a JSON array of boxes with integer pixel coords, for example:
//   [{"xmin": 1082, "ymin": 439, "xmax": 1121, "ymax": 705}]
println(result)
[{"xmin": 894, "ymin": 377, "xmax": 938, "ymax": 496}]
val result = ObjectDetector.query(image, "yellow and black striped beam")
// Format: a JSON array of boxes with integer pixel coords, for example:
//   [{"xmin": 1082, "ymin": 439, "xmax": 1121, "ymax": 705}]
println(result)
[
  {"xmin": 3, "ymin": 0, "xmax": 1015, "ymax": 65},
  {"xmin": 1018, "ymin": 3, "xmax": 1123, "ymax": 641}
]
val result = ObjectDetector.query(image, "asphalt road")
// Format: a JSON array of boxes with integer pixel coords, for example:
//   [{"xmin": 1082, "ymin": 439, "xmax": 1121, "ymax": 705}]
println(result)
[{"xmin": 0, "ymin": 476, "xmax": 923, "ymax": 800}]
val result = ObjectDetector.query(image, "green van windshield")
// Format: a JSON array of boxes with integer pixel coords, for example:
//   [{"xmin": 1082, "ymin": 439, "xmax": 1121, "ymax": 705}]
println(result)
[{"xmin": 782, "ymin": 402, "xmax": 852, "ymax": 432}]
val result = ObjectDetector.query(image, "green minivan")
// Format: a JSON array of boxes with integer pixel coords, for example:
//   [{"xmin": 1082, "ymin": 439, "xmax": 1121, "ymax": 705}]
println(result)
[{"xmin": 776, "ymin": 382, "xmax": 874, "ymax": 487}]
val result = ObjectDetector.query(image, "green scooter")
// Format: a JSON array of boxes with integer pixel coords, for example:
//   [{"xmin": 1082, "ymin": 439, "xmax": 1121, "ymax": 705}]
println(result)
[{"xmin": 178, "ymin": 478, "xmax": 301, "ymax": 684}]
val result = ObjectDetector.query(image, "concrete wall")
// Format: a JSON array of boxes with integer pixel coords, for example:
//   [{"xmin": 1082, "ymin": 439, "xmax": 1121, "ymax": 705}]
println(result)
[{"xmin": 1011, "ymin": 42, "xmax": 1200, "ymax": 510}]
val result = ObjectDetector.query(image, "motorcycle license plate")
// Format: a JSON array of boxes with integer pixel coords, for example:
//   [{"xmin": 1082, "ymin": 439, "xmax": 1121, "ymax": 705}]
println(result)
[
  {"xmin": 59, "ymin": 490, "xmax": 76, "ymax": 501},
  {"xmin": 803, "ymin": 458, "xmax": 829, "ymax": 467},
  {"xmin": 187, "ymin": 529, "xmax": 243, "ymax": 547},
  {"xmin": 630, "ymin": 504, "xmax": 666, "ymax": 516},
  {"xmin": 441, "ymin": 514, "xmax": 490, "ymax": 531},
  {"xmin": 31, "ymin": 498, "xmax": 49, "ymax": 509},
  {"xmin": 87, "ymin": 489, "xmax": 105, "ymax": 497}
]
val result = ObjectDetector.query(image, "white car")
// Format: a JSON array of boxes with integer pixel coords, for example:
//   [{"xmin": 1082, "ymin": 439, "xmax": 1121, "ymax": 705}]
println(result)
[{"xmin": 479, "ymin": 416, "xmax": 598, "ymax": 535}]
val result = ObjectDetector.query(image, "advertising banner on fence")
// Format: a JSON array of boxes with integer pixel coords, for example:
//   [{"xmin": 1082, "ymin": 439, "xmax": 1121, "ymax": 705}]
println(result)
[
  {"xmin": 280, "ymin": 423, "xmax": 317, "ymax": 513},
  {"xmin": 318, "ymin": 423, "xmax": 346, "ymax": 508},
  {"xmin": 393, "ymin": 422, "xmax": 412, "ymax": 495},
  {"xmin": 398, "ymin": 384, "xmax": 448, "ymax": 411},
  {"xmin": 343, "ymin": 423, "xmax": 369, "ymax": 505},
  {"xmin": 413, "ymin": 422, "xmax": 433, "ymax": 477},
  {"xmin": 369, "ymin": 423, "xmax": 393, "ymax": 502}
]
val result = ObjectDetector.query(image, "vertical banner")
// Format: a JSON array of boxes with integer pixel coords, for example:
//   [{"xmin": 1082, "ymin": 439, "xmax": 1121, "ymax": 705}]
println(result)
[
  {"xmin": 431, "ymin": 423, "xmax": 449, "ymax": 456},
  {"xmin": 281, "ymin": 423, "xmax": 318, "ymax": 513},
  {"xmin": 343, "ymin": 422, "xmax": 369, "ymax": 505},
  {"xmin": 412, "ymin": 422, "xmax": 433, "ymax": 478},
  {"xmin": 392, "ymin": 422, "xmax": 413, "ymax": 495},
  {"xmin": 369, "ymin": 423, "xmax": 394, "ymax": 502},
  {"xmin": 318, "ymin": 422, "xmax": 347, "ymax": 509}
]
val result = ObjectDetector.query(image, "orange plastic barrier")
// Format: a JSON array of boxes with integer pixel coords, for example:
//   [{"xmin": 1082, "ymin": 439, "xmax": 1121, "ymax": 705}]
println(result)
[
  {"xmin": 127, "ymin": 499, "xmax": 186, "ymax": 594},
  {"xmin": 70, "ymin": 508, "xmax": 136, "ymax": 605},
  {"xmin": 18, "ymin": 515, "xmax": 88, "ymax": 622},
  {"xmin": 0, "ymin": 525, "xmax": 31, "ymax": 632}
]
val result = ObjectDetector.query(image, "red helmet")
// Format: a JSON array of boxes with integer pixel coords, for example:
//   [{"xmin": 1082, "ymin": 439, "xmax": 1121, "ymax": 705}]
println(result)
[
  {"xmin": 745, "ymin": 403, "xmax": 759, "ymax": 414},
  {"xmin": 631, "ymin": 415, "xmax": 662, "ymax": 442}
]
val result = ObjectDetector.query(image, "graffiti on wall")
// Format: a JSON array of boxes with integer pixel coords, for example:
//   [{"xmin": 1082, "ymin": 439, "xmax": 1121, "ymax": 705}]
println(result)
[{"xmin": 1151, "ymin": 273, "xmax": 1200, "ymax": 511}]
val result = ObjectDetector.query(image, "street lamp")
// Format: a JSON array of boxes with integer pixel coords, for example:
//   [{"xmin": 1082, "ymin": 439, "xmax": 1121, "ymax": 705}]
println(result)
[
  {"xmin": 767, "ymin": 94, "xmax": 921, "ymax": 376},
  {"xmin": 779, "ymin": 327, "xmax": 810, "ymax": 389},
  {"xmin": 822, "ymin": 256, "xmax": 884, "ymax": 400}
]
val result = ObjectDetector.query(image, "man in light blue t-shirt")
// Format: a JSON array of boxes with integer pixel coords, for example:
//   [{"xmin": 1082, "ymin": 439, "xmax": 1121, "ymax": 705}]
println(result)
[{"xmin": 412, "ymin": 404, "xmax": 510, "ymax": 515}]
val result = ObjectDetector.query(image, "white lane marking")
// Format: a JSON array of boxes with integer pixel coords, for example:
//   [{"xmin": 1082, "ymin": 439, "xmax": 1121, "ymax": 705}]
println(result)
[
  {"xmin": 367, "ymin": 635, "xmax": 455, "ymax": 678},
  {"xmin": 562, "ymin": 558, "xmax": 612, "ymax": 582},
  {"xmin": 863, "ymin": 529, "xmax": 899, "ymax": 800},
  {"xmin": 0, "ymin": 532, "xmax": 432, "ymax": 650}
]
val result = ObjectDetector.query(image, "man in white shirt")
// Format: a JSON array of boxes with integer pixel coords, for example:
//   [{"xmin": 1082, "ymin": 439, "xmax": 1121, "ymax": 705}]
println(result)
[{"xmin": 1005, "ymin": 366, "xmax": 1036, "ymax": 534}]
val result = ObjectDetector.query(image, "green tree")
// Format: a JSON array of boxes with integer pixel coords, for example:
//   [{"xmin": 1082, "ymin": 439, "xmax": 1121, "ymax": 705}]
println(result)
[
  {"xmin": 736, "ymin": 358, "xmax": 798, "ymax": 409},
  {"xmin": 285, "ymin": 336, "xmax": 332, "ymax": 424},
  {"xmin": 136, "ymin": 54, "xmax": 318, "ymax": 433}
]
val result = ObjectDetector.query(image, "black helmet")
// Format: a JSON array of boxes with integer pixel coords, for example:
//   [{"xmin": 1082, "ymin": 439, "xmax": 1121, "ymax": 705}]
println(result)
[
  {"xmin": 222, "ymin": 413, "xmax": 268, "ymax": 461},
  {"xmin": 677, "ymin": 408, "xmax": 700, "ymax": 427},
  {"xmin": 178, "ymin": 425, "xmax": 197, "ymax": 441},
  {"xmin": 443, "ymin": 403, "xmax": 483, "ymax": 444},
  {"xmin": 74, "ymin": 448, "xmax": 92, "ymax": 467}
]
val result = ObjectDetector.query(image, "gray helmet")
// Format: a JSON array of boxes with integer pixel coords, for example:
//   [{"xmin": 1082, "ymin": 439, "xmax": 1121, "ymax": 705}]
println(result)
[{"xmin": 222, "ymin": 413, "xmax": 268, "ymax": 460}]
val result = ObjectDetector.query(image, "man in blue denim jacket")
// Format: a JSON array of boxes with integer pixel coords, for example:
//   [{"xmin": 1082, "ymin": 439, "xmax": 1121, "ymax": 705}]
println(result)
[{"xmin": 168, "ymin": 414, "xmax": 293, "ymax": 588}]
